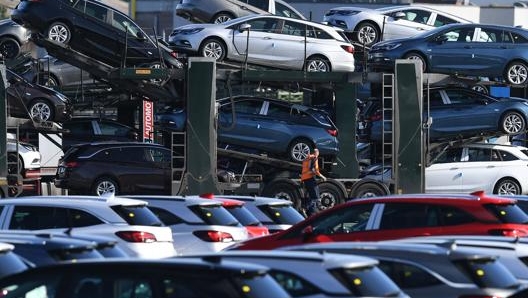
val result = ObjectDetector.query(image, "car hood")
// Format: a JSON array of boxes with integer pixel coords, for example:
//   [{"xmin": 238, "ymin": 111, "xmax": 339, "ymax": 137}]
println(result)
[{"xmin": 30, "ymin": 84, "xmax": 70, "ymax": 103}]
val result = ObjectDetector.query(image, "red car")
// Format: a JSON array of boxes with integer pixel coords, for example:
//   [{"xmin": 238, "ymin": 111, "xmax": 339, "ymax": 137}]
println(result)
[
  {"xmin": 199, "ymin": 194, "xmax": 270, "ymax": 238},
  {"xmin": 230, "ymin": 191, "xmax": 528, "ymax": 250}
]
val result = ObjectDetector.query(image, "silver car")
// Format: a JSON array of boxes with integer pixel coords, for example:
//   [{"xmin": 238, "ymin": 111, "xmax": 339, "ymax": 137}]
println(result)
[
  {"xmin": 123, "ymin": 195, "xmax": 249, "ymax": 255},
  {"xmin": 6, "ymin": 133, "xmax": 41, "ymax": 177},
  {"xmin": 323, "ymin": 5, "xmax": 470, "ymax": 47},
  {"xmin": 281, "ymin": 241, "xmax": 527, "ymax": 298},
  {"xmin": 176, "ymin": 0, "xmax": 305, "ymax": 24},
  {"xmin": 168, "ymin": 15, "xmax": 356, "ymax": 72},
  {"xmin": 183, "ymin": 250, "xmax": 410, "ymax": 298}
]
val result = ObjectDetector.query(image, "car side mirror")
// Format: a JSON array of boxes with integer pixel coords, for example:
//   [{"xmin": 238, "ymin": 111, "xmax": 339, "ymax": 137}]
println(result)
[
  {"xmin": 136, "ymin": 31, "xmax": 145, "ymax": 41},
  {"xmin": 393, "ymin": 12, "xmax": 406, "ymax": 20},
  {"xmin": 238, "ymin": 23, "xmax": 251, "ymax": 32},
  {"xmin": 436, "ymin": 35, "xmax": 449, "ymax": 43}
]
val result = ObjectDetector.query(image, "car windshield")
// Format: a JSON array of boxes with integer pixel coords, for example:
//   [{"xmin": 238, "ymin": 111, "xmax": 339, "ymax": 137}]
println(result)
[
  {"xmin": 189, "ymin": 205, "xmax": 242, "ymax": 226},
  {"xmin": 225, "ymin": 205, "xmax": 261, "ymax": 226},
  {"xmin": 111, "ymin": 205, "xmax": 164, "ymax": 226},
  {"xmin": 329, "ymin": 265, "xmax": 404, "ymax": 297},
  {"xmin": 48, "ymin": 247, "xmax": 104, "ymax": 262},
  {"xmin": 484, "ymin": 203, "xmax": 528, "ymax": 224},
  {"xmin": 453, "ymin": 257, "xmax": 521, "ymax": 289},
  {"xmin": 258, "ymin": 204, "xmax": 305, "ymax": 225}
]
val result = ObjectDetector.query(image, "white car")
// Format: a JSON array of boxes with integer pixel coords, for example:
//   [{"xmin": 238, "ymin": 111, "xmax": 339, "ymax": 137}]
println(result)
[
  {"xmin": 426, "ymin": 142, "xmax": 528, "ymax": 195},
  {"xmin": 168, "ymin": 15, "xmax": 355, "ymax": 72},
  {"xmin": 6, "ymin": 133, "xmax": 40, "ymax": 177},
  {"xmin": 323, "ymin": 5, "xmax": 470, "ymax": 47},
  {"xmin": 123, "ymin": 195, "xmax": 249, "ymax": 255},
  {"xmin": 0, "ymin": 196, "xmax": 177, "ymax": 259}
]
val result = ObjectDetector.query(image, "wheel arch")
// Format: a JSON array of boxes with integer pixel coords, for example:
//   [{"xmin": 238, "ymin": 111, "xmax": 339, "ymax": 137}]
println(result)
[
  {"xmin": 199, "ymin": 36, "xmax": 228, "ymax": 55},
  {"xmin": 493, "ymin": 176, "xmax": 522, "ymax": 194},
  {"xmin": 354, "ymin": 20, "xmax": 381, "ymax": 36},
  {"xmin": 0, "ymin": 34, "xmax": 23, "ymax": 45},
  {"xmin": 210, "ymin": 11, "xmax": 236, "ymax": 23},
  {"xmin": 499, "ymin": 108, "xmax": 527, "ymax": 133},
  {"xmin": 91, "ymin": 174, "xmax": 121, "ymax": 193},
  {"xmin": 305, "ymin": 54, "xmax": 332, "ymax": 71}
]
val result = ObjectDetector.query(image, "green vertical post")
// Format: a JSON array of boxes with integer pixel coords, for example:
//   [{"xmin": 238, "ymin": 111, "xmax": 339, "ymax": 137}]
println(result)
[
  {"xmin": 394, "ymin": 60, "xmax": 424, "ymax": 193},
  {"xmin": 180, "ymin": 57, "xmax": 221, "ymax": 195},
  {"xmin": 0, "ymin": 65, "xmax": 7, "ymax": 197},
  {"xmin": 333, "ymin": 82, "xmax": 359, "ymax": 178}
]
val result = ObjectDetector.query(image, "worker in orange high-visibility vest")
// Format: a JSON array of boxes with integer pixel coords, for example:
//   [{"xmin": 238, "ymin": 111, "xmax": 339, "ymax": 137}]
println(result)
[{"xmin": 300, "ymin": 148, "xmax": 326, "ymax": 217}]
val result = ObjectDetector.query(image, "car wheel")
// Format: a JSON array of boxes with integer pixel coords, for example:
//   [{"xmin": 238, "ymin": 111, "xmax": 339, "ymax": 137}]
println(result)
[
  {"xmin": 212, "ymin": 13, "xmax": 234, "ymax": 24},
  {"xmin": 38, "ymin": 74, "xmax": 59, "ymax": 87},
  {"xmin": 349, "ymin": 180, "xmax": 389, "ymax": 198},
  {"xmin": 505, "ymin": 61, "xmax": 528, "ymax": 85},
  {"xmin": 355, "ymin": 22, "xmax": 379, "ymax": 47},
  {"xmin": 306, "ymin": 56, "xmax": 331, "ymax": 72},
  {"xmin": 29, "ymin": 99, "xmax": 54, "ymax": 122},
  {"xmin": 471, "ymin": 83, "xmax": 488, "ymax": 94},
  {"xmin": 199, "ymin": 38, "xmax": 226, "ymax": 61},
  {"xmin": 0, "ymin": 37, "xmax": 20, "ymax": 60},
  {"xmin": 317, "ymin": 182, "xmax": 346, "ymax": 211},
  {"xmin": 93, "ymin": 177, "xmax": 119, "ymax": 196},
  {"xmin": 494, "ymin": 178, "xmax": 521, "ymax": 195},
  {"xmin": 403, "ymin": 52, "xmax": 427, "ymax": 72},
  {"xmin": 48, "ymin": 22, "xmax": 71, "ymax": 44},
  {"xmin": 288, "ymin": 138, "xmax": 313, "ymax": 162},
  {"xmin": 500, "ymin": 111, "xmax": 525, "ymax": 135}
]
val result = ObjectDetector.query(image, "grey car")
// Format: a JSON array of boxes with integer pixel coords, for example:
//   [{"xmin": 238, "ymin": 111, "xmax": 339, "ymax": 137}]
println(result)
[
  {"xmin": 181, "ymin": 250, "xmax": 410, "ymax": 298},
  {"xmin": 168, "ymin": 15, "xmax": 355, "ymax": 72},
  {"xmin": 28, "ymin": 55, "xmax": 95, "ymax": 88},
  {"xmin": 176, "ymin": 0, "xmax": 306, "ymax": 24},
  {"xmin": 323, "ymin": 5, "xmax": 470, "ymax": 47},
  {"xmin": 0, "ymin": 18, "xmax": 30, "ymax": 59},
  {"xmin": 122, "ymin": 195, "xmax": 249, "ymax": 255},
  {"xmin": 281, "ymin": 241, "xmax": 528, "ymax": 298}
]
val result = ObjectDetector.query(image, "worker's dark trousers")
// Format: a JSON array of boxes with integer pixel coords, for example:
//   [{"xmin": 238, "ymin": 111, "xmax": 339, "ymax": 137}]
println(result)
[{"xmin": 303, "ymin": 177, "xmax": 319, "ymax": 216}]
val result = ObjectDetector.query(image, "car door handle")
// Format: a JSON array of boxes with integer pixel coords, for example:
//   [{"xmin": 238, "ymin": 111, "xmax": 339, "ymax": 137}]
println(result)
[
  {"xmin": 263, "ymin": 37, "xmax": 272, "ymax": 40},
  {"xmin": 449, "ymin": 167, "xmax": 459, "ymax": 170},
  {"xmin": 487, "ymin": 165, "xmax": 495, "ymax": 168}
]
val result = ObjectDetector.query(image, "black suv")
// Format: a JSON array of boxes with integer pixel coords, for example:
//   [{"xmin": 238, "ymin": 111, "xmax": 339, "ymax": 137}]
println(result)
[
  {"xmin": 11, "ymin": 0, "xmax": 182, "ymax": 68},
  {"xmin": 55, "ymin": 142, "xmax": 172, "ymax": 195}
]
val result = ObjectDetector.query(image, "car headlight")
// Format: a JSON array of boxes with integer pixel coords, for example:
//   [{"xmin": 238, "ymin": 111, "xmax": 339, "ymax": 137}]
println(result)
[
  {"xmin": 55, "ymin": 92, "xmax": 69, "ymax": 103},
  {"xmin": 372, "ymin": 43, "xmax": 401, "ymax": 51},
  {"xmin": 170, "ymin": 28, "xmax": 204, "ymax": 36},
  {"xmin": 335, "ymin": 10, "xmax": 360, "ymax": 16}
]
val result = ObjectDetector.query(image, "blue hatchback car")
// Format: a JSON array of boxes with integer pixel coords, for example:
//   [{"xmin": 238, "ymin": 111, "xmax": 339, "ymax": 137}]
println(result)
[
  {"xmin": 368, "ymin": 23, "xmax": 528, "ymax": 86},
  {"xmin": 367, "ymin": 86, "xmax": 528, "ymax": 143},
  {"xmin": 156, "ymin": 96, "xmax": 339, "ymax": 162}
]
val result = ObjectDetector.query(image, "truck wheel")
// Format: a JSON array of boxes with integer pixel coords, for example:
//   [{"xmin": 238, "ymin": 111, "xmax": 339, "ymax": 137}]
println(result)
[
  {"xmin": 262, "ymin": 179, "xmax": 302, "ymax": 210},
  {"xmin": 317, "ymin": 181, "xmax": 346, "ymax": 211},
  {"xmin": 349, "ymin": 179, "xmax": 389, "ymax": 199}
]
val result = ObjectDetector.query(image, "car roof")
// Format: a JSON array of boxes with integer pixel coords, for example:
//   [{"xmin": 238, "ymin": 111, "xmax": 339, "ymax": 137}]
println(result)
[
  {"xmin": 346, "ymin": 191, "xmax": 517, "ymax": 205},
  {"xmin": 121, "ymin": 195, "xmax": 224, "ymax": 206},
  {"xmin": 3, "ymin": 195, "xmax": 148, "ymax": 207},
  {"xmin": 222, "ymin": 14, "xmax": 342, "ymax": 32},
  {"xmin": 0, "ymin": 231, "xmax": 97, "ymax": 249},
  {"xmin": 214, "ymin": 195, "xmax": 294, "ymax": 206}
]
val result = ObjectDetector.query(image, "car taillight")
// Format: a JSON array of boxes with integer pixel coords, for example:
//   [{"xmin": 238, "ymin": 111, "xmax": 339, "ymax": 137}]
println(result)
[
  {"xmin": 327, "ymin": 129, "xmax": 338, "ymax": 137},
  {"xmin": 193, "ymin": 230, "xmax": 234, "ymax": 242},
  {"xmin": 488, "ymin": 229, "xmax": 528, "ymax": 237},
  {"xmin": 64, "ymin": 161, "xmax": 79, "ymax": 168},
  {"xmin": 340, "ymin": 45, "xmax": 354, "ymax": 54},
  {"xmin": 115, "ymin": 231, "xmax": 157, "ymax": 243}
]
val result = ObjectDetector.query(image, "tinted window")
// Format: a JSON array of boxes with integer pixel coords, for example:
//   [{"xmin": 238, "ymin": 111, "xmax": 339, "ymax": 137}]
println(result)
[
  {"xmin": 377, "ymin": 260, "xmax": 442, "ymax": 289},
  {"xmin": 432, "ymin": 147, "xmax": 462, "ymax": 163},
  {"xmin": 148, "ymin": 206, "xmax": 185, "ymax": 225},
  {"xmin": 188, "ymin": 205, "xmax": 242, "ymax": 226},
  {"xmin": 269, "ymin": 270, "xmax": 319, "ymax": 297},
  {"xmin": 225, "ymin": 205, "xmax": 261, "ymax": 226},
  {"xmin": 69, "ymin": 208, "xmax": 102, "ymax": 227},
  {"xmin": 275, "ymin": 2, "xmax": 302, "ymax": 19},
  {"xmin": 84, "ymin": 1, "xmax": 107, "ymax": 22},
  {"xmin": 97, "ymin": 122, "xmax": 133, "ymax": 137},
  {"xmin": 330, "ymin": 265, "xmax": 403, "ymax": 296},
  {"xmin": 10, "ymin": 206, "xmax": 68, "ymax": 229},
  {"xmin": 380, "ymin": 203, "xmax": 428, "ymax": 229},
  {"xmin": 484, "ymin": 203, "xmax": 528, "ymax": 224},
  {"xmin": 258, "ymin": 204, "xmax": 304, "ymax": 225},
  {"xmin": 453, "ymin": 257, "xmax": 520, "ymax": 288},
  {"xmin": 247, "ymin": 0, "xmax": 269, "ymax": 11},
  {"xmin": 281, "ymin": 20, "xmax": 306, "ymax": 36},
  {"xmin": 63, "ymin": 121, "xmax": 94, "ymax": 135},
  {"xmin": 49, "ymin": 247, "xmax": 103, "ymax": 262},
  {"xmin": 433, "ymin": 14, "xmax": 458, "ymax": 27},
  {"xmin": 310, "ymin": 204, "xmax": 374, "ymax": 235},
  {"xmin": 111, "ymin": 205, "xmax": 164, "ymax": 226},
  {"xmin": 512, "ymin": 32, "xmax": 528, "ymax": 44}
]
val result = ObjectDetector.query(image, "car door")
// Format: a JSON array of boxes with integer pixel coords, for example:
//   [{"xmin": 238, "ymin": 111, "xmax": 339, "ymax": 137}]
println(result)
[
  {"xmin": 255, "ymin": 100, "xmax": 297, "ymax": 152},
  {"xmin": 425, "ymin": 147, "xmax": 465, "ymax": 193},
  {"xmin": 427, "ymin": 26, "xmax": 476, "ymax": 73},
  {"xmin": 456, "ymin": 146, "xmax": 500, "ymax": 193},
  {"xmin": 374, "ymin": 203, "xmax": 446, "ymax": 237},
  {"xmin": 270, "ymin": 19, "xmax": 310, "ymax": 69},
  {"xmin": 464, "ymin": 26, "xmax": 509, "ymax": 75},
  {"xmin": 217, "ymin": 98, "xmax": 267, "ymax": 148},
  {"xmin": 231, "ymin": 17, "xmax": 281, "ymax": 65},
  {"xmin": 144, "ymin": 147, "xmax": 172, "ymax": 194},
  {"xmin": 383, "ymin": 8, "xmax": 433, "ymax": 40},
  {"xmin": 5, "ymin": 71, "xmax": 29, "ymax": 117},
  {"xmin": 71, "ymin": 0, "xmax": 120, "ymax": 61}
]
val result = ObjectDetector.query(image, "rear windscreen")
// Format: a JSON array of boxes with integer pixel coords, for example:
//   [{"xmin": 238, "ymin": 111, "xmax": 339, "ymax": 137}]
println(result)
[
  {"xmin": 484, "ymin": 203, "xmax": 528, "ymax": 224},
  {"xmin": 188, "ymin": 205, "xmax": 242, "ymax": 227},
  {"xmin": 258, "ymin": 205, "xmax": 305, "ymax": 225},
  {"xmin": 225, "ymin": 206, "xmax": 261, "ymax": 226},
  {"xmin": 111, "ymin": 205, "xmax": 164, "ymax": 226},
  {"xmin": 453, "ymin": 257, "xmax": 521, "ymax": 289}
]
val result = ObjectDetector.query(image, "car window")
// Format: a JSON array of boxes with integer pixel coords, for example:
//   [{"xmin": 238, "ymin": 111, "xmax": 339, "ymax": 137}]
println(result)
[
  {"xmin": 223, "ymin": 99, "xmax": 262, "ymax": 115},
  {"xmin": 377, "ymin": 260, "xmax": 443, "ymax": 289},
  {"xmin": 475, "ymin": 28, "xmax": 503, "ymax": 43},
  {"xmin": 10, "ymin": 206, "xmax": 69, "ymax": 229},
  {"xmin": 483, "ymin": 203, "xmax": 528, "ymax": 224},
  {"xmin": 444, "ymin": 89, "xmax": 482, "ymax": 105},
  {"xmin": 281, "ymin": 20, "xmax": 306, "ymax": 36},
  {"xmin": 329, "ymin": 265, "xmax": 403, "ymax": 297},
  {"xmin": 268, "ymin": 270, "xmax": 319, "ymax": 297},
  {"xmin": 381, "ymin": 203, "xmax": 475, "ymax": 229},
  {"xmin": 84, "ymin": 1, "xmax": 107, "ymax": 22},
  {"xmin": 245, "ymin": 18, "xmax": 280, "ymax": 33},
  {"xmin": 275, "ymin": 2, "xmax": 303, "ymax": 20},
  {"xmin": 441, "ymin": 27, "xmax": 474, "ymax": 42},
  {"xmin": 148, "ymin": 206, "xmax": 185, "ymax": 225},
  {"xmin": 433, "ymin": 14, "xmax": 458, "ymax": 27},
  {"xmin": 112, "ymin": 12, "xmax": 143, "ymax": 39},
  {"xmin": 225, "ymin": 205, "xmax": 261, "ymax": 226},
  {"xmin": 98, "ymin": 122, "xmax": 133, "ymax": 136},
  {"xmin": 512, "ymin": 32, "xmax": 528, "ymax": 44},
  {"xmin": 431, "ymin": 147, "xmax": 463, "ymax": 163},
  {"xmin": 393, "ymin": 9, "xmax": 430, "ymax": 24},
  {"xmin": 266, "ymin": 102, "xmax": 291, "ymax": 118},
  {"xmin": 257, "ymin": 204, "xmax": 305, "ymax": 225},
  {"xmin": 246, "ymin": 0, "xmax": 269, "ymax": 11},
  {"xmin": 111, "ymin": 205, "xmax": 164, "ymax": 226},
  {"xmin": 94, "ymin": 147, "xmax": 147, "ymax": 163},
  {"xmin": 63, "ymin": 121, "xmax": 94, "ymax": 135},
  {"xmin": 188, "ymin": 205, "xmax": 242, "ymax": 226},
  {"xmin": 453, "ymin": 257, "xmax": 520, "ymax": 289},
  {"xmin": 145, "ymin": 148, "xmax": 170, "ymax": 163},
  {"xmin": 310, "ymin": 204, "xmax": 374, "ymax": 235},
  {"xmin": 467, "ymin": 147, "xmax": 492, "ymax": 162}
]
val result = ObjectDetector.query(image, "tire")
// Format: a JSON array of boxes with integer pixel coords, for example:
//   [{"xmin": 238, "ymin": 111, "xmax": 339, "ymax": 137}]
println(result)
[
  {"xmin": 92, "ymin": 177, "xmax": 119, "ymax": 196},
  {"xmin": 199, "ymin": 38, "xmax": 226, "ymax": 61},
  {"xmin": 317, "ymin": 182, "xmax": 346, "ymax": 211},
  {"xmin": 0, "ymin": 37, "xmax": 20, "ymax": 59},
  {"xmin": 287, "ymin": 138, "xmax": 313, "ymax": 162},
  {"xmin": 403, "ymin": 52, "xmax": 427, "ymax": 72},
  {"xmin": 494, "ymin": 178, "xmax": 521, "ymax": 195},
  {"xmin": 355, "ymin": 22, "xmax": 380, "ymax": 47},
  {"xmin": 48, "ymin": 22, "xmax": 71, "ymax": 44},
  {"xmin": 505, "ymin": 61, "xmax": 528, "ymax": 85},
  {"xmin": 261, "ymin": 179, "xmax": 302, "ymax": 211},
  {"xmin": 212, "ymin": 12, "xmax": 234, "ymax": 24},
  {"xmin": 349, "ymin": 180, "xmax": 389, "ymax": 199},
  {"xmin": 500, "ymin": 111, "xmax": 525, "ymax": 135},
  {"xmin": 38, "ymin": 74, "xmax": 59, "ymax": 87},
  {"xmin": 29, "ymin": 99, "xmax": 54, "ymax": 122},
  {"xmin": 471, "ymin": 83, "xmax": 488, "ymax": 94},
  {"xmin": 306, "ymin": 56, "xmax": 331, "ymax": 72}
]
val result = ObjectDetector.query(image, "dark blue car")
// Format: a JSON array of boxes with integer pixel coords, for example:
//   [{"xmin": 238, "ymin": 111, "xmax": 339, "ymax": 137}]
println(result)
[
  {"xmin": 156, "ymin": 96, "xmax": 339, "ymax": 162},
  {"xmin": 368, "ymin": 23, "xmax": 528, "ymax": 86},
  {"xmin": 367, "ymin": 86, "xmax": 528, "ymax": 143}
]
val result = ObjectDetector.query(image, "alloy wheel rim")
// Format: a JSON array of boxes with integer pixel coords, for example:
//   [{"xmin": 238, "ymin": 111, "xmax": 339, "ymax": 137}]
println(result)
[
  {"xmin": 49, "ymin": 25, "xmax": 69, "ymax": 43},
  {"xmin": 203, "ymin": 42, "xmax": 223, "ymax": 60},
  {"xmin": 504, "ymin": 114, "xmax": 523, "ymax": 134},
  {"xmin": 508, "ymin": 64, "xmax": 528, "ymax": 85},
  {"xmin": 97, "ymin": 181, "xmax": 115, "ymax": 195},
  {"xmin": 292, "ymin": 143, "xmax": 311, "ymax": 161},
  {"xmin": 307, "ymin": 60, "xmax": 328, "ymax": 72},
  {"xmin": 30, "ymin": 103, "xmax": 51, "ymax": 122},
  {"xmin": 358, "ymin": 26, "xmax": 376, "ymax": 45}
]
